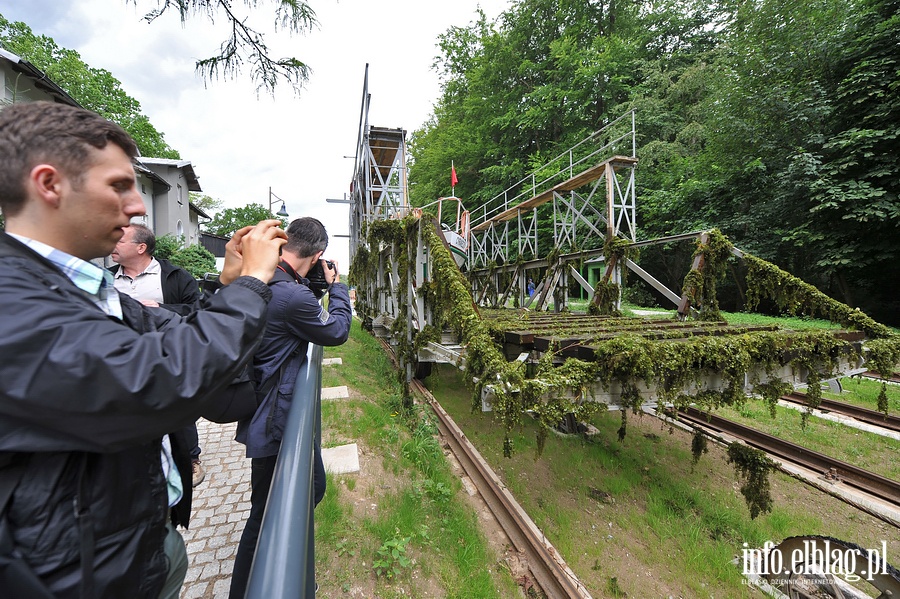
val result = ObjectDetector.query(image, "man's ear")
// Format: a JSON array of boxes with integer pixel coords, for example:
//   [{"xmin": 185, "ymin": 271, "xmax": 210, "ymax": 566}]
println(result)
[{"xmin": 29, "ymin": 164, "xmax": 63, "ymax": 208}]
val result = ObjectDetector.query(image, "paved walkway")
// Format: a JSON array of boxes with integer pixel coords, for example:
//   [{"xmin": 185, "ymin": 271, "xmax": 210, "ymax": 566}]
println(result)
[
  {"xmin": 179, "ymin": 419, "xmax": 251, "ymax": 599},
  {"xmin": 178, "ymin": 376, "xmax": 357, "ymax": 598}
]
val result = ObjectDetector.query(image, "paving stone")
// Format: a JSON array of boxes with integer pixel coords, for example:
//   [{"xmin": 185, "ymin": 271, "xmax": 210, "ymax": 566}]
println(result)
[
  {"xmin": 321, "ymin": 385, "xmax": 350, "ymax": 400},
  {"xmin": 322, "ymin": 443, "xmax": 360, "ymax": 474},
  {"xmin": 179, "ymin": 420, "xmax": 248, "ymax": 598},
  {"xmin": 180, "ymin": 397, "xmax": 348, "ymax": 597},
  {"xmin": 212, "ymin": 578, "xmax": 232, "ymax": 597},
  {"xmin": 180, "ymin": 581, "xmax": 208, "ymax": 599}
]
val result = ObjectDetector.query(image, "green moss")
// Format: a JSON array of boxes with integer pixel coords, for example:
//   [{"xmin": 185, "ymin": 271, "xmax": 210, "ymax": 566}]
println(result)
[
  {"xmin": 680, "ymin": 229, "xmax": 733, "ymax": 321},
  {"xmin": 744, "ymin": 253, "xmax": 894, "ymax": 339},
  {"xmin": 691, "ymin": 428, "xmax": 709, "ymax": 466},
  {"xmin": 589, "ymin": 236, "xmax": 633, "ymax": 315},
  {"xmin": 353, "ymin": 219, "xmax": 897, "ymax": 518},
  {"xmin": 726, "ymin": 443, "xmax": 775, "ymax": 519}
]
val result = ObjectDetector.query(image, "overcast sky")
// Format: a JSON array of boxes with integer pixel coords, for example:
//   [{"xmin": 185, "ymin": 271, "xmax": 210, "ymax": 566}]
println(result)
[{"xmin": 0, "ymin": 0, "xmax": 510, "ymax": 268}]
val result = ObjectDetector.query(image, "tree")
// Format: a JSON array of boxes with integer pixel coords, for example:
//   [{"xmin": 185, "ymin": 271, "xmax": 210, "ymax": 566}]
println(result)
[
  {"xmin": 190, "ymin": 192, "xmax": 225, "ymax": 215},
  {"xmin": 0, "ymin": 15, "xmax": 180, "ymax": 158},
  {"xmin": 202, "ymin": 203, "xmax": 285, "ymax": 236},
  {"xmin": 154, "ymin": 234, "xmax": 183, "ymax": 260},
  {"xmin": 132, "ymin": 0, "xmax": 317, "ymax": 94},
  {"xmin": 170, "ymin": 243, "xmax": 217, "ymax": 278}
]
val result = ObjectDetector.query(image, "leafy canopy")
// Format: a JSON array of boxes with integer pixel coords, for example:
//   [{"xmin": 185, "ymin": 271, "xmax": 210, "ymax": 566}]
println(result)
[
  {"xmin": 410, "ymin": 0, "xmax": 900, "ymax": 325},
  {"xmin": 0, "ymin": 14, "xmax": 179, "ymax": 158},
  {"xmin": 202, "ymin": 202, "xmax": 286, "ymax": 236}
]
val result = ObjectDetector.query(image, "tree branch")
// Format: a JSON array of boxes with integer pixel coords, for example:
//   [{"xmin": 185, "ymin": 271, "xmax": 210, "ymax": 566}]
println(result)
[{"xmin": 130, "ymin": 0, "xmax": 316, "ymax": 94}]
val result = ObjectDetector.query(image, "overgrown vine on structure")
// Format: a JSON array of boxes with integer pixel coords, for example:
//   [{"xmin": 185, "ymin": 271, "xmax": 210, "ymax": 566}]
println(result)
[
  {"xmin": 589, "ymin": 236, "xmax": 632, "ymax": 316},
  {"xmin": 681, "ymin": 229, "xmax": 733, "ymax": 321},
  {"xmin": 352, "ymin": 217, "xmax": 898, "ymax": 519},
  {"xmin": 690, "ymin": 428, "xmax": 708, "ymax": 467},
  {"xmin": 861, "ymin": 337, "xmax": 900, "ymax": 416},
  {"xmin": 727, "ymin": 443, "xmax": 775, "ymax": 519}
]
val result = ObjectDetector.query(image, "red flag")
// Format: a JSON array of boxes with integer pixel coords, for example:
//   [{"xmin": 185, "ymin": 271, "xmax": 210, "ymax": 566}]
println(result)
[{"xmin": 451, "ymin": 164, "xmax": 458, "ymax": 188}]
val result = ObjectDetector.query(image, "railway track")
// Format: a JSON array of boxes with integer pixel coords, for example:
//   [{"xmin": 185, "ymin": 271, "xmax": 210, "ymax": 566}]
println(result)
[
  {"xmin": 379, "ymin": 339, "xmax": 593, "ymax": 598},
  {"xmin": 413, "ymin": 378, "xmax": 593, "ymax": 599},
  {"xmin": 674, "ymin": 406, "xmax": 900, "ymax": 509},
  {"xmin": 780, "ymin": 391, "xmax": 900, "ymax": 433},
  {"xmin": 861, "ymin": 370, "xmax": 900, "ymax": 385},
  {"xmin": 377, "ymin": 325, "xmax": 899, "ymax": 595}
]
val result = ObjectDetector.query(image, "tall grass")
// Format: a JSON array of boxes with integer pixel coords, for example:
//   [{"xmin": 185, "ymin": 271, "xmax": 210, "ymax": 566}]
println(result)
[{"xmin": 316, "ymin": 320, "xmax": 519, "ymax": 598}]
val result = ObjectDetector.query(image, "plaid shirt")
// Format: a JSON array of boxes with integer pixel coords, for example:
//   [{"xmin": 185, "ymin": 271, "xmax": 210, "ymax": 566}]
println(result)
[
  {"xmin": 8, "ymin": 233, "xmax": 183, "ymax": 506},
  {"xmin": 7, "ymin": 233, "xmax": 123, "ymax": 319}
]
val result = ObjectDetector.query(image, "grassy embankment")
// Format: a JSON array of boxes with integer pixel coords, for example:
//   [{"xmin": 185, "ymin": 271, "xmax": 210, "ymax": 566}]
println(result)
[
  {"xmin": 316, "ymin": 319, "xmax": 520, "ymax": 598},
  {"xmin": 316, "ymin": 312, "xmax": 898, "ymax": 598}
]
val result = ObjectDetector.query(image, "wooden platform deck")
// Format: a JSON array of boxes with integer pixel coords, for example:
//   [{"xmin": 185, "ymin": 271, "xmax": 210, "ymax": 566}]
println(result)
[{"xmin": 471, "ymin": 155, "xmax": 638, "ymax": 232}]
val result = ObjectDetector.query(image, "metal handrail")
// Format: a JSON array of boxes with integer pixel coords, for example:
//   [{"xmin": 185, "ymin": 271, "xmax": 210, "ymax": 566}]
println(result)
[
  {"xmin": 246, "ymin": 343, "xmax": 323, "ymax": 599},
  {"xmin": 469, "ymin": 109, "xmax": 636, "ymax": 229}
]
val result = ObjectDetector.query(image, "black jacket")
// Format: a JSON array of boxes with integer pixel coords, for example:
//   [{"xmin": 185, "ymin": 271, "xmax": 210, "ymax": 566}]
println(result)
[
  {"xmin": 0, "ymin": 232, "xmax": 271, "ymax": 598},
  {"xmin": 110, "ymin": 257, "xmax": 203, "ymax": 529},
  {"xmin": 109, "ymin": 256, "xmax": 201, "ymax": 316}
]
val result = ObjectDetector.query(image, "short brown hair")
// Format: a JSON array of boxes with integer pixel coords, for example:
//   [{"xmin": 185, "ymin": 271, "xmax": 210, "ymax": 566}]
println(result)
[
  {"xmin": 285, "ymin": 217, "xmax": 328, "ymax": 258},
  {"xmin": 0, "ymin": 101, "xmax": 138, "ymax": 218}
]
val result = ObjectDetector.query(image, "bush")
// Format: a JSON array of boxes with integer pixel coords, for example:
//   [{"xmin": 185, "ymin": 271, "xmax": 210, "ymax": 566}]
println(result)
[
  {"xmin": 170, "ymin": 243, "xmax": 217, "ymax": 278},
  {"xmin": 155, "ymin": 234, "xmax": 183, "ymax": 261}
]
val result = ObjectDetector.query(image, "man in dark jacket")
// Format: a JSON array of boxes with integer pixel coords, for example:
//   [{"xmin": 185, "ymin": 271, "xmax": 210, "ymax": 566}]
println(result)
[
  {"xmin": 110, "ymin": 222, "xmax": 208, "ymax": 488},
  {"xmin": 0, "ymin": 101, "xmax": 287, "ymax": 599},
  {"xmin": 230, "ymin": 216, "xmax": 352, "ymax": 598},
  {"xmin": 110, "ymin": 223, "xmax": 201, "ymax": 313}
]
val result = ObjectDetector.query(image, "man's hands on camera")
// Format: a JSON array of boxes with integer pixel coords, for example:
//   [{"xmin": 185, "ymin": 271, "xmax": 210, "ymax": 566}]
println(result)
[
  {"xmin": 220, "ymin": 220, "xmax": 287, "ymax": 285},
  {"xmin": 324, "ymin": 259, "xmax": 339, "ymax": 285},
  {"xmin": 306, "ymin": 258, "xmax": 339, "ymax": 298}
]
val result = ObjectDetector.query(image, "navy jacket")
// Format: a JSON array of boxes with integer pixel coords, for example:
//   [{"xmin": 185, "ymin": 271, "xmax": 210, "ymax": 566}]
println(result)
[
  {"xmin": 236, "ymin": 262, "xmax": 352, "ymax": 458},
  {"xmin": 0, "ymin": 232, "xmax": 271, "ymax": 598}
]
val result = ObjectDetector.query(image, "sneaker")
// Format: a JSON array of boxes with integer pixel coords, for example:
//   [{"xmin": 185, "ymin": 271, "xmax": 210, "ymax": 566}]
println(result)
[{"xmin": 191, "ymin": 459, "xmax": 205, "ymax": 487}]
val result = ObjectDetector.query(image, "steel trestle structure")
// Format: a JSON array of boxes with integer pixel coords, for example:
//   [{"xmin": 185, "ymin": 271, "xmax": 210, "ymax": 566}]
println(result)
[
  {"xmin": 466, "ymin": 111, "xmax": 638, "ymax": 312},
  {"xmin": 349, "ymin": 65, "xmax": 410, "ymax": 266}
]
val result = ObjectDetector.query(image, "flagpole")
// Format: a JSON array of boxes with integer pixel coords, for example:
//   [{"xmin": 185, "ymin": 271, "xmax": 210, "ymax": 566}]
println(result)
[{"xmin": 451, "ymin": 160, "xmax": 456, "ymax": 197}]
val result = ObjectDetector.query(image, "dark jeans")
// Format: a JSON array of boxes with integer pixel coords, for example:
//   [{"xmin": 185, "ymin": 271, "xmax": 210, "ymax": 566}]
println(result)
[
  {"xmin": 183, "ymin": 421, "xmax": 201, "ymax": 461},
  {"xmin": 229, "ymin": 442, "xmax": 325, "ymax": 598}
]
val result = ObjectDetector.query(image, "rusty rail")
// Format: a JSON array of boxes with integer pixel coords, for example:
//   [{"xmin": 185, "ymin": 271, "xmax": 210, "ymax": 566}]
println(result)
[
  {"xmin": 675, "ymin": 406, "xmax": 900, "ymax": 507},
  {"xmin": 780, "ymin": 391, "xmax": 900, "ymax": 433},
  {"xmin": 412, "ymin": 377, "xmax": 593, "ymax": 599},
  {"xmin": 378, "ymin": 338, "xmax": 592, "ymax": 598}
]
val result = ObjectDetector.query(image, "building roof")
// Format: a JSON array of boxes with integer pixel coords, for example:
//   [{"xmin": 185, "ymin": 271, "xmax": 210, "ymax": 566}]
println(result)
[
  {"xmin": 137, "ymin": 157, "xmax": 202, "ymax": 192},
  {"xmin": 0, "ymin": 47, "xmax": 80, "ymax": 106},
  {"xmin": 133, "ymin": 161, "xmax": 171, "ymax": 190},
  {"xmin": 190, "ymin": 202, "xmax": 210, "ymax": 220}
]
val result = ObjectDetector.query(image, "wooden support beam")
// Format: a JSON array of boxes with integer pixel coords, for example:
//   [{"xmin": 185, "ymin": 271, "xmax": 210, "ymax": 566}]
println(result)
[
  {"xmin": 623, "ymin": 258, "xmax": 681, "ymax": 307},
  {"xmin": 677, "ymin": 231, "xmax": 709, "ymax": 320}
]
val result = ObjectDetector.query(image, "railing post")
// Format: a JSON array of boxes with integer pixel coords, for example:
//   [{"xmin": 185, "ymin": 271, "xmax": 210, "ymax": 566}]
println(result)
[{"xmin": 246, "ymin": 343, "xmax": 323, "ymax": 599}]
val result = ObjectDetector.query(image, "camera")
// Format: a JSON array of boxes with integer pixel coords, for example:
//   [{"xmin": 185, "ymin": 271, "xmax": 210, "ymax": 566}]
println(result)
[{"xmin": 306, "ymin": 259, "xmax": 335, "ymax": 298}]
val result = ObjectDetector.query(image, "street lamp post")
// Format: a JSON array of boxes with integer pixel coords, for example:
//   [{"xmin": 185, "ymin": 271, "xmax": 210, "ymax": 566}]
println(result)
[{"xmin": 269, "ymin": 186, "xmax": 290, "ymax": 219}]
